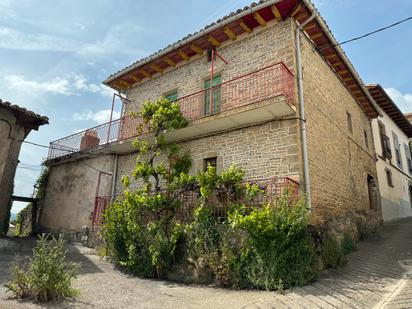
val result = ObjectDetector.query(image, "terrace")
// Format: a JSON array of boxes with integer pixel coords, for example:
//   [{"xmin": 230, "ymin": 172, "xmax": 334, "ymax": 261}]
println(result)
[{"xmin": 48, "ymin": 62, "xmax": 295, "ymax": 160}]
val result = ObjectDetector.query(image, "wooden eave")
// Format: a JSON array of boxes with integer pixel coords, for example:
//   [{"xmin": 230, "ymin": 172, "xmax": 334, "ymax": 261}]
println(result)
[
  {"xmin": 105, "ymin": 0, "xmax": 379, "ymax": 119},
  {"xmin": 367, "ymin": 85, "xmax": 412, "ymax": 138}
]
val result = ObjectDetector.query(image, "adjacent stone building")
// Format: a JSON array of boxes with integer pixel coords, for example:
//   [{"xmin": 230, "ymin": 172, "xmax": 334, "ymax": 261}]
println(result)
[
  {"xmin": 0, "ymin": 100, "xmax": 48, "ymax": 234},
  {"xmin": 368, "ymin": 85, "xmax": 412, "ymax": 221},
  {"xmin": 40, "ymin": 0, "xmax": 383, "ymax": 236}
]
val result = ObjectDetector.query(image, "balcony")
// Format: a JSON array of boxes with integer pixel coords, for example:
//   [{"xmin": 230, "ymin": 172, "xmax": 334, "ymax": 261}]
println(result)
[
  {"xmin": 92, "ymin": 176, "xmax": 300, "ymax": 226},
  {"xmin": 48, "ymin": 62, "xmax": 295, "ymax": 160}
]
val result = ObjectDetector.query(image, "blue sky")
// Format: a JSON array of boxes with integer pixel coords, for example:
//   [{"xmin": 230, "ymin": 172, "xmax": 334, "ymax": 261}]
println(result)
[{"xmin": 2, "ymin": 0, "xmax": 411, "ymax": 214}]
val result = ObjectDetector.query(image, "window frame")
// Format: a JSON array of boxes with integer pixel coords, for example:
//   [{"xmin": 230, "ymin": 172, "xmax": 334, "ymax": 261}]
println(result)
[
  {"xmin": 164, "ymin": 90, "xmax": 178, "ymax": 102},
  {"xmin": 385, "ymin": 168, "xmax": 394, "ymax": 188},
  {"xmin": 204, "ymin": 74, "xmax": 222, "ymax": 116},
  {"xmin": 203, "ymin": 157, "xmax": 218, "ymax": 172}
]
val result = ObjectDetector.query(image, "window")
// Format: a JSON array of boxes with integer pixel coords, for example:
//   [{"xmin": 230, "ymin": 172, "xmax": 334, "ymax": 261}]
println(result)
[
  {"xmin": 204, "ymin": 74, "xmax": 221, "ymax": 116},
  {"xmin": 392, "ymin": 132, "xmax": 402, "ymax": 169},
  {"xmin": 385, "ymin": 168, "xmax": 394, "ymax": 187},
  {"xmin": 346, "ymin": 112, "xmax": 353, "ymax": 134},
  {"xmin": 404, "ymin": 143, "xmax": 412, "ymax": 174},
  {"xmin": 379, "ymin": 121, "xmax": 392, "ymax": 159},
  {"xmin": 203, "ymin": 157, "xmax": 217, "ymax": 172},
  {"xmin": 364, "ymin": 130, "xmax": 369, "ymax": 148},
  {"xmin": 165, "ymin": 91, "xmax": 178, "ymax": 102}
]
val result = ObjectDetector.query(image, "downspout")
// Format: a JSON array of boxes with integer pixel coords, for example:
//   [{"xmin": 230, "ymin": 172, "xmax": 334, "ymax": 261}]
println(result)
[
  {"xmin": 110, "ymin": 154, "xmax": 119, "ymax": 201},
  {"xmin": 295, "ymin": 11, "xmax": 316, "ymax": 209}
]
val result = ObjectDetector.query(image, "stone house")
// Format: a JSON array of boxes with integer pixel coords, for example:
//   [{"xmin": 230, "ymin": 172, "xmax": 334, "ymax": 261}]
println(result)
[
  {"xmin": 40, "ymin": 0, "xmax": 383, "ymax": 237},
  {"xmin": 0, "ymin": 100, "xmax": 48, "ymax": 234},
  {"xmin": 367, "ymin": 85, "xmax": 412, "ymax": 221}
]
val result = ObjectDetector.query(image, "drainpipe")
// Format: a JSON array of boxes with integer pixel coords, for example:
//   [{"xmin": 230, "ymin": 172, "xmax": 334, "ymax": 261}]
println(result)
[
  {"xmin": 295, "ymin": 11, "xmax": 316, "ymax": 209},
  {"xmin": 110, "ymin": 154, "xmax": 119, "ymax": 201}
]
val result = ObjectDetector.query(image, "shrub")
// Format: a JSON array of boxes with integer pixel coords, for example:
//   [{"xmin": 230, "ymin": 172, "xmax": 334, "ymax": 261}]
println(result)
[
  {"xmin": 231, "ymin": 193, "xmax": 318, "ymax": 290},
  {"xmin": 321, "ymin": 235, "xmax": 345, "ymax": 269},
  {"xmin": 5, "ymin": 234, "xmax": 80, "ymax": 302},
  {"xmin": 342, "ymin": 233, "xmax": 357, "ymax": 255}
]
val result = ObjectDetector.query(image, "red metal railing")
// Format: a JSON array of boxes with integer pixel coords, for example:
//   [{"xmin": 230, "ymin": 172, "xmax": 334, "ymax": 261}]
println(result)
[
  {"xmin": 91, "ymin": 176, "xmax": 299, "ymax": 226},
  {"xmin": 48, "ymin": 62, "xmax": 294, "ymax": 159},
  {"xmin": 92, "ymin": 196, "xmax": 111, "ymax": 227}
]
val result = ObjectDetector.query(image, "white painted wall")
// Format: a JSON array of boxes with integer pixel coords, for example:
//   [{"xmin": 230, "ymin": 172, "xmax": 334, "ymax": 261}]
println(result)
[{"xmin": 372, "ymin": 112, "xmax": 412, "ymax": 222}]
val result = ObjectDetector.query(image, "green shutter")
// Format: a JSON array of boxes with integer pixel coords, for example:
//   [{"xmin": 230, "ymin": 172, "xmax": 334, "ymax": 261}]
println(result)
[{"xmin": 204, "ymin": 74, "xmax": 221, "ymax": 115}]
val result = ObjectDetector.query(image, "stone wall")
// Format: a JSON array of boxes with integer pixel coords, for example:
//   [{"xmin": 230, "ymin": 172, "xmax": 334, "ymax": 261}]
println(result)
[
  {"xmin": 115, "ymin": 119, "xmax": 301, "ymax": 196},
  {"xmin": 300, "ymin": 32, "xmax": 381, "ymax": 229},
  {"xmin": 39, "ymin": 155, "xmax": 115, "ymax": 232},
  {"xmin": 0, "ymin": 109, "xmax": 26, "ymax": 234}
]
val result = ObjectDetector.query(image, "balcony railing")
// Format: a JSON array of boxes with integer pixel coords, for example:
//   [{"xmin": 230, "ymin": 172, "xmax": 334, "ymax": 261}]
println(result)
[
  {"xmin": 91, "ymin": 176, "xmax": 299, "ymax": 226},
  {"xmin": 48, "ymin": 62, "xmax": 294, "ymax": 160}
]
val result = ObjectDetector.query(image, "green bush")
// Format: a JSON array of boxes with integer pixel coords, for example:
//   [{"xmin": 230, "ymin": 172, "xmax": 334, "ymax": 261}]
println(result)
[
  {"xmin": 342, "ymin": 233, "xmax": 357, "ymax": 255},
  {"xmin": 103, "ymin": 97, "xmax": 319, "ymax": 290},
  {"xmin": 5, "ymin": 234, "xmax": 80, "ymax": 302},
  {"xmin": 321, "ymin": 235, "xmax": 345, "ymax": 269},
  {"xmin": 231, "ymin": 193, "xmax": 318, "ymax": 290}
]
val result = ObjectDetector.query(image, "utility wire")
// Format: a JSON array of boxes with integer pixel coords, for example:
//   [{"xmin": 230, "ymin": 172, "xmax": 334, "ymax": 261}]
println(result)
[{"xmin": 319, "ymin": 15, "xmax": 412, "ymax": 51}]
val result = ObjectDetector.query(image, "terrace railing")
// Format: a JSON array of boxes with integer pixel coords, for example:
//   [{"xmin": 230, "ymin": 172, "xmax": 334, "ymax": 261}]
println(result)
[
  {"xmin": 48, "ymin": 62, "xmax": 294, "ymax": 160},
  {"xmin": 91, "ymin": 176, "xmax": 299, "ymax": 226}
]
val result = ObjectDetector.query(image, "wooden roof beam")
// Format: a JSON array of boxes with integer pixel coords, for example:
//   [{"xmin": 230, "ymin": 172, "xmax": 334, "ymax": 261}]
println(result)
[
  {"xmin": 239, "ymin": 20, "xmax": 252, "ymax": 33},
  {"xmin": 224, "ymin": 26, "xmax": 237, "ymax": 41},
  {"xmin": 140, "ymin": 69, "xmax": 151, "ymax": 79},
  {"xmin": 177, "ymin": 49, "xmax": 190, "ymax": 61},
  {"xmin": 208, "ymin": 36, "xmax": 221, "ymax": 47},
  {"xmin": 291, "ymin": 4, "xmax": 302, "ymax": 17},
  {"xmin": 130, "ymin": 74, "xmax": 140, "ymax": 83},
  {"xmin": 190, "ymin": 43, "xmax": 204, "ymax": 55},
  {"xmin": 271, "ymin": 5, "xmax": 283, "ymax": 21},
  {"xmin": 303, "ymin": 23, "xmax": 316, "ymax": 31},
  {"xmin": 118, "ymin": 80, "xmax": 131, "ymax": 88},
  {"xmin": 311, "ymin": 32, "xmax": 323, "ymax": 40},
  {"xmin": 253, "ymin": 12, "xmax": 267, "ymax": 27},
  {"xmin": 151, "ymin": 64, "xmax": 163, "ymax": 73},
  {"xmin": 163, "ymin": 57, "xmax": 176, "ymax": 67},
  {"xmin": 325, "ymin": 53, "xmax": 338, "ymax": 60}
]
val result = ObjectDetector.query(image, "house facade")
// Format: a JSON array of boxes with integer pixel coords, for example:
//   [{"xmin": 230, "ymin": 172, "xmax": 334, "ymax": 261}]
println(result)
[
  {"xmin": 0, "ymin": 100, "xmax": 48, "ymax": 234},
  {"xmin": 39, "ymin": 0, "xmax": 382, "ymax": 237},
  {"xmin": 368, "ymin": 85, "xmax": 412, "ymax": 222}
]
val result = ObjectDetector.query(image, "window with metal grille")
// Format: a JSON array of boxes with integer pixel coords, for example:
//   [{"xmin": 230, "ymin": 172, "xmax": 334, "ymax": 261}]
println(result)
[
  {"xmin": 203, "ymin": 157, "xmax": 217, "ymax": 172},
  {"xmin": 385, "ymin": 168, "xmax": 394, "ymax": 188},
  {"xmin": 204, "ymin": 74, "xmax": 221, "ymax": 116}
]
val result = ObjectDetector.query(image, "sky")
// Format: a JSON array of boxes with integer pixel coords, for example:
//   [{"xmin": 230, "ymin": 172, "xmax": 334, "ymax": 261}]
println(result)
[{"xmin": 2, "ymin": 0, "xmax": 411, "ymax": 214}]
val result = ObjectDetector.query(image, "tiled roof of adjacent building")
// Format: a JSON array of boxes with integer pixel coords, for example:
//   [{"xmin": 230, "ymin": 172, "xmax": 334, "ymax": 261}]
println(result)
[{"xmin": 0, "ymin": 99, "xmax": 49, "ymax": 129}]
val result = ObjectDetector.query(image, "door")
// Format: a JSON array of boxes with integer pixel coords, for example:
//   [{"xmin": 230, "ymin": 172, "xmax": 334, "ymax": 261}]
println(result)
[{"xmin": 204, "ymin": 74, "xmax": 221, "ymax": 116}]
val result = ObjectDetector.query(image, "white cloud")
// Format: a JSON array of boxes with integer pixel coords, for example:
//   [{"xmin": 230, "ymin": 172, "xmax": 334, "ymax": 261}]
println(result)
[
  {"xmin": 72, "ymin": 109, "xmax": 121, "ymax": 124},
  {"xmin": 384, "ymin": 88, "xmax": 412, "ymax": 113},
  {"xmin": 3, "ymin": 74, "xmax": 115, "ymax": 98},
  {"xmin": 0, "ymin": 26, "xmax": 76, "ymax": 52}
]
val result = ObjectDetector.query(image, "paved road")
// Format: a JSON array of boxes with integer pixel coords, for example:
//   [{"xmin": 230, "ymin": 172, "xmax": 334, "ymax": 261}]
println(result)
[{"xmin": 1, "ymin": 218, "xmax": 412, "ymax": 308}]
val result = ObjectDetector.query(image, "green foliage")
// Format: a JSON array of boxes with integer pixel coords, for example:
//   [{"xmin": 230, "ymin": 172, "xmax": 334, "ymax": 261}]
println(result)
[
  {"xmin": 5, "ymin": 234, "xmax": 79, "ymax": 302},
  {"xmin": 342, "ymin": 233, "xmax": 357, "ymax": 255},
  {"xmin": 356, "ymin": 221, "xmax": 377, "ymax": 241},
  {"xmin": 103, "ymin": 97, "xmax": 319, "ymax": 290},
  {"xmin": 229, "ymin": 193, "xmax": 318, "ymax": 290},
  {"xmin": 15, "ymin": 204, "xmax": 33, "ymax": 237},
  {"xmin": 321, "ymin": 235, "xmax": 346, "ymax": 269}
]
